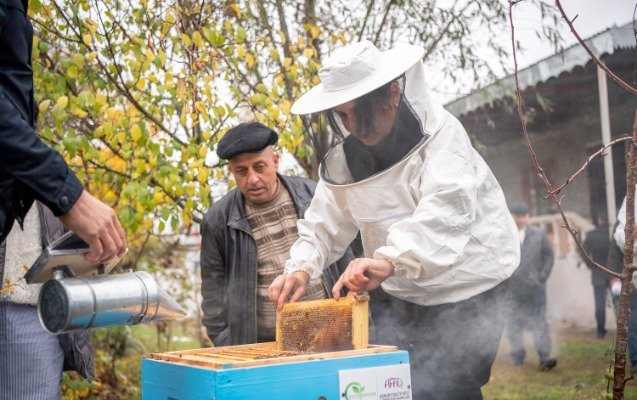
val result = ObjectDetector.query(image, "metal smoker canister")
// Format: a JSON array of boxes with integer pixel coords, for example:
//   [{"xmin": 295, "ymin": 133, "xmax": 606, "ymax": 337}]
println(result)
[{"xmin": 38, "ymin": 271, "xmax": 187, "ymax": 334}]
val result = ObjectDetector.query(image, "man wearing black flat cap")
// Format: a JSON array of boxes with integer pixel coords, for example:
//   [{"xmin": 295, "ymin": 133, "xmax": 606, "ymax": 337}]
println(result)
[{"xmin": 199, "ymin": 121, "xmax": 355, "ymax": 346}]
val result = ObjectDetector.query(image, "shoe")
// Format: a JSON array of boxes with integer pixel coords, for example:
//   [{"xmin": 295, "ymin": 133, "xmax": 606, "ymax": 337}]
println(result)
[
  {"xmin": 539, "ymin": 358, "xmax": 557, "ymax": 371},
  {"xmin": 597, "ymin": 330, "xmax": 607, "ymax": 339}
]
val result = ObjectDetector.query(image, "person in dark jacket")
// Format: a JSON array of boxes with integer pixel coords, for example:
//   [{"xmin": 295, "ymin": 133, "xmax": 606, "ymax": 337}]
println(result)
[
  {"xmin": 0, "ymin": 0, "xmax": 126, "ymax": 261},
  {"xmin": 1, "ymin": 3, "xmax": 124, "ymax": 397},
  {"xmin": 582, "ymin": 216, "xmax": 611, "ymax": 339},
  {"xmin": 199, "ymin": 122, "xmax": 355, "ymax": 346},
  {"xmin": 505, "ymin": 203, "xmax": 557, "ymax": 371}
]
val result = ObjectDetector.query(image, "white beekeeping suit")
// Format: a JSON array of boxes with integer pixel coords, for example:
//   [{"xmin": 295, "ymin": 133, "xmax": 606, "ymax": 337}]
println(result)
[
  {"xmin": 613, "ymin": 191, "xmax": 637, "ymax": 287},
  {"xmin": 284, "ymin": 42, "xmax": 520, "ymax": 306}
]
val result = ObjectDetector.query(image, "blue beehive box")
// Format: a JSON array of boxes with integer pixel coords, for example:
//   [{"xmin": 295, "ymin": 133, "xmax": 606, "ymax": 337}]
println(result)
[{"xmin": 142, "ymin": 342, "xmax": 410, "ymax": 399}]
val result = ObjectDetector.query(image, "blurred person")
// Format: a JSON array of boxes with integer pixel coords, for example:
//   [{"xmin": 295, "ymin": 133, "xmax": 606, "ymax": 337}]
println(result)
[
  {"xmin": 581, "ymin": 215, "xmax": 611, "ymax": 339},
  {"xmin": 269, "ymin": 41, "xmax": 520, "ymax": 399},
  {"xmin": 505, "ymin": 203, "xmax": 557, "ymax": 371},
  {"xmin": 610, "ymin": 193, "xmax": 637, "ymax": 374},
  {"xmin": 1, "ymin": 1, "xmax": 126, "ymax": 398},
  {"xmin": 199, "ymin": 122, "xmax": 355, "ymax": 346}
]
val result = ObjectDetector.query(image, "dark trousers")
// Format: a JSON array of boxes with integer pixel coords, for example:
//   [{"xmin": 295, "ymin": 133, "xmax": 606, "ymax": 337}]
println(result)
[
  {"xmin": 369, "ymin": 280, "xmax": 510, "ymax": 399},
  {"xmin": 506, "ymin": 286, "xmax": 552, "ymax": 363},
  {"xmin": 593, "ymin": 284, "xmax": 608, "ymax": 337},
  {"xmin": 628, "ymin": 290, "xmax": 637, "ymax": 364}
]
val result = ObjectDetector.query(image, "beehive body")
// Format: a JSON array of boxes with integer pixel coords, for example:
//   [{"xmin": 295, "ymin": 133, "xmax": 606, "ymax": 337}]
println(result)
[
  {"xmin": 142, "ymin": 343, "xmax": 408, "ymax": 400},
  {"xmin": 276, "ymin": 295, "xmax": 369, "ymax": 352}
]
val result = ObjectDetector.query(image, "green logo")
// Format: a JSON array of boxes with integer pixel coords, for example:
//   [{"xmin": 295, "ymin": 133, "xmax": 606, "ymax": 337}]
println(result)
[{"xmin": 343, "ymin": 382, "xmax": 374, "ymax": 400}]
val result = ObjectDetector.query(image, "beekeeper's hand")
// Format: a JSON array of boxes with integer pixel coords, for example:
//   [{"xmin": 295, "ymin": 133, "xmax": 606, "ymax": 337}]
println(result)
[
  {"xmin": 269, "ymin": 271, "xmax": 310, "ymax": 310},
  {"xmin": 332, "ymin": 258, "xmax": 394, "ymax": 299},
  {"xmin": 59, "ymin": 190, "xmax": 127, "ymax": 263}
]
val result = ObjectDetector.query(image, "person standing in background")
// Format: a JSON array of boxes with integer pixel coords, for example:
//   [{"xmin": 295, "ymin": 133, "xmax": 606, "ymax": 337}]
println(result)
[
  {"xmin": 506, "ymin": 203, "xmax": 557, "ymax": 371},
  {"xmin": 609, "ymin": 193, "xmax": 637, "ymax": 374},
  {"xmin": 582, "ymin": 215, "xmax": 611, "ymax": 339}
]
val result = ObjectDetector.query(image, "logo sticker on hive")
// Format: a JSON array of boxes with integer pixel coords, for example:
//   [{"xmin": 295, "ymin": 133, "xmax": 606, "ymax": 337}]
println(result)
[{"xmin": 339, "ymin": 364, "xmax": 412, "ymax": 400}]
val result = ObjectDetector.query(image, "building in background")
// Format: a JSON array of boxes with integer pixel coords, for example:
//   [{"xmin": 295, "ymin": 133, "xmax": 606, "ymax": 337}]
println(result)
[
  {"xmin": 447, "ymin": 21, "xmax": 635, "ymax": 226},
  {"xmin": 445, "ymin": 22, "xmax": 636, "ymax": 330}
]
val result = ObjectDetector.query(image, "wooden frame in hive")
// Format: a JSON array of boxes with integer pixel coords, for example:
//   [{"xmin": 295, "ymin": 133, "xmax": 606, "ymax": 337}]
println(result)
[{"xmin": 275, "ymin": 295, "xmax": 369, "ymax": 352}]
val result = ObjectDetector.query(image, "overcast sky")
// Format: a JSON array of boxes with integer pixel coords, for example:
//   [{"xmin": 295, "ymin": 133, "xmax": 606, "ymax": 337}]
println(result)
[
  {"xmin": 514, "ymin": 0, "xmax": 634, "ymax": 67},
  {"xmin": 432, "ymin": 0, "xmax": 635, "ymax": 103}
]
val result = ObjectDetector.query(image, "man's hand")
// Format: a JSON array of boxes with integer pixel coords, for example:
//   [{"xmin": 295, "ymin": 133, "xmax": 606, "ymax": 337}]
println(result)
[
  {"xmin": 332, "ymin": 258, "xmax": 394, "ymax": 299},
  {"xmin": 59, "ymin": 190, "xmax": 127, "ymax": 263},
  {"xmin": 268, "ymin": 271, "xmax": 310, "ymax": 310}
]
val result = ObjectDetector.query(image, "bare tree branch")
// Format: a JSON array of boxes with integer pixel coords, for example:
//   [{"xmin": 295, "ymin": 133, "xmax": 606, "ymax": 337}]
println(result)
[
  {"xmin": 509, "ymin": 2, "xmax": 635, "ymax": 398},
  {"xmin": 506, "ymin": 1, "xmax": 621, "ymax": 278},
  {"xmin": 357, "ymin": 0, "xmax": 376, "ymax": 41},
  {"xmin": 555, "ymin": 0, "xmax": 637, "ymax": 95},
  {"xmin": 547, "ymin": 136, "xmax": 633, "ymax": 197},
  {"xmin": 372, "ymin": 0, "xmax": 396, "ymax": 45}
]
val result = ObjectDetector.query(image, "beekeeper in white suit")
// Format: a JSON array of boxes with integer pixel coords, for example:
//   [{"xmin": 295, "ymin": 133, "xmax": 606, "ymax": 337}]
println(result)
[
  {"xmin": 611, "ymin": 192, "xmax": 637, "ymax": 374},
  {"xmin": 269, "ymin": 40, "xmax": 520, "ymax": 399}
]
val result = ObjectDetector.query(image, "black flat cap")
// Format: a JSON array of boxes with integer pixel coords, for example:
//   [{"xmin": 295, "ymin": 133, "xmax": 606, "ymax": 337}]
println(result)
[
  {"xmin": 217, "ymin": 122, "xmax": 278, "ymax": 160},
  {"xmin": 509, "ymin": 203, "xmax": 530, "ymax": 215}
]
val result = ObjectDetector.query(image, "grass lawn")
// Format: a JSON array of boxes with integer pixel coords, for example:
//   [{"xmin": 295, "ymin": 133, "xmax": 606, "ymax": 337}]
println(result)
[
  {"xmin": 114, "ymin": 323, "xmax": 637, "ymax": 399},
  {"xmin": 484, "ymin": 325, "xmax": 637, "ymax": 400}
]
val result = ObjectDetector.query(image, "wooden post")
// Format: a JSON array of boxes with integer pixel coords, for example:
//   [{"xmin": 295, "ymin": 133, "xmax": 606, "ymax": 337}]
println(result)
[{"xmin": 597, "ymin": 66, "xmax": 617, "ymax": 230}]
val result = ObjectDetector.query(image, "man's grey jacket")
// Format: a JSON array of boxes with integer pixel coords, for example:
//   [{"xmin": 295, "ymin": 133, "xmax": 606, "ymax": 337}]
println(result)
[
  {"xmin": 508, "ymin": 224, "xmax": 554, "ymax": 298},
  {"xmin": 200, "ymin": 174, "xmax": 356, "ymax": 346}
]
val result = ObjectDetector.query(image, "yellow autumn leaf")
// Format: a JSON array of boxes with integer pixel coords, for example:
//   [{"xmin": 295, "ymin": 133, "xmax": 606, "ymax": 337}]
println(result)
[
  {"xmin": 102, "ymin": 190, "xmax": 117, "ymax": 203},
  {"xmin": 38, "ymin": 99, "xmax": 51, "ymax": 115},
  {"xmin": 237, "ymin": 44, "xmax": 246, "ymax": 58},
  {"xmin": 269, "ymin": 48, "xmax": 279, "ymax": 61},
  {"xmin": 181, "ymin": 33, "xmax": 191, "ymax": 47},
  {"xmin": 192, "ymin": 31, "xmax": 204, "ymax": 48},
  {"xmin": 56, "ymin": 96, "xmax": 69, "ymax": 110},
  {"xmin": 246, "ymin": 53, "xmax": 255, "ymax": 69},
  {"xmin": 182, "ymin": 211, "xmax": 192, "ymax": 227},
  {"xmin": 158, "ymin": 50, "xmax": 167, "ymax": 67},
  {"xmin": 82, "ymin": 33, "xmax": 92, "ymax": 46},
  {"xmin": 303, "ymin": 48, "xmax": 314, "ymax": 59},
  {"xmin": 307, "ymin": 24, "xmax": 320, "ymax": 39},
  {"xmin": 136, "ymin": 78, "xmax": 146, "ymax": 90},
  {"xmin": 131, "ymin": 125, "xmax": 142, "ymax": 141},
  {"xmin": 70, "ymin": 107, "xmax": 88, "ymax": 118},
  {"xmin": 95, "ymin": 93, "xmax": 107, "ymax": 108},
  {"xmin": 280, "ymin": 100, "xmax": 291, "ymax": 115}
]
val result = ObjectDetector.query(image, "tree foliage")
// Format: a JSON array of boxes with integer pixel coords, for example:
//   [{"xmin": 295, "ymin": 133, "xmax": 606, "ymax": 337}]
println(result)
[{"xmin": 30, "ymin": 0, "xmax": 557, "ymax": 239}]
